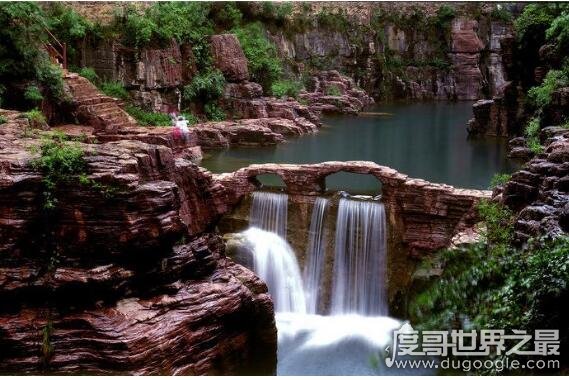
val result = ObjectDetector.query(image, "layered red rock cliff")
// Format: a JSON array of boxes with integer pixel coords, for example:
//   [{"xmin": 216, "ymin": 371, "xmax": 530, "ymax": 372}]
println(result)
[{"xmin": 0, "ymin": 111, "xmax": 276, "ymax": 375}]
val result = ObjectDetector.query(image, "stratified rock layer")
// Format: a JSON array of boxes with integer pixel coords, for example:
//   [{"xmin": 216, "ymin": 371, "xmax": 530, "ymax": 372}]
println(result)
[
  {"xmin": 496, "ymin": 131, "xmax": 569, "ymax": 245},
  {"xmin": 0, "ymin": 111, "xmax": 276, "ymax": 375}
]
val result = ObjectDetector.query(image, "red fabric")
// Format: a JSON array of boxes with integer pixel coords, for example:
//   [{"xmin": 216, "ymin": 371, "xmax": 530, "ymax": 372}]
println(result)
[{"xmin": 172, "ymin": 127, "xmax": 182, "ymax": 138}]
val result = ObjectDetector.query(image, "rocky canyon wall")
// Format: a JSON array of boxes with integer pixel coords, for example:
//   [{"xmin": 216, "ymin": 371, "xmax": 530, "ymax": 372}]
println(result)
[
  {"xmin": 266, "ymin": 2, "xmax": 516, "ymax": 101},
  {"xmin": 70, "ymin": 2, "xmax": 516, "ymax": 108},
  {"xmin": 0, "ymin": 111, "xmax": 276, "ymax": 374}
]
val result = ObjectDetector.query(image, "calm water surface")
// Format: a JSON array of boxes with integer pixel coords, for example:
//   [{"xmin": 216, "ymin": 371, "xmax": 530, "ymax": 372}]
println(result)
[{"xmin": 201, "ymin": 102, "xmax": 518, "ymax": 190}]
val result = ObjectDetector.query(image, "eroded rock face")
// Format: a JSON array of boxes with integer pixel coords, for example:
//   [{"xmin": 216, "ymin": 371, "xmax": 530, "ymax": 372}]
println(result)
[
  {"xmin": 496, "ymin": 132, "xmax": 569, "ymax": 245},
  {"xmin": 0, "ymin": 112, "xmax": 277, "ymax": 375},
  {"xmin": 299, "ymin": 70, "xmax": 374, "ymax": 114},
  {"xmin": 0, "ymin": 234, "xmax": 277, "ymax": 375},
  {"xmin": 210, "ymin": 34, "xmax": 250, "ymax": 82}
]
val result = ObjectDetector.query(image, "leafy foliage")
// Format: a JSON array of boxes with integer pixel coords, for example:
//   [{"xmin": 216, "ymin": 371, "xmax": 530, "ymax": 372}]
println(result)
[
  {"xmin": 204, "ymin": 103, "xmax": 226, "ymax": 121},
  {"xmin": 491, "ymin": 6, "xmax": 513, "ymax": 22},
  {"xmin": 546, "ymin": 12, "xmax": 569, "ymax": 51},
  {"xmin": 100, "ymin": 81, "xmax": 129, "ymax": 100},
  {"xmin": 31, "ymin": 132, "xmax": 87, "ymax": 209},
  {"xmin": 477, "ymin": 200, "xmax": 514, "ymax": 251},
  {"xmin": 325, "ymin": 85, "xmax": 342, "ymax": 96},
  {"xmin": 211, "ymin": 2, "xmax": 243, "ymax": 30},
  {"xmin": 525, "ymin": 116, "xmax": 543, "ymax": 154},
  {"xmin": 514, "ymin": 4, "xmax": 561, "ymax": 43},
  {"xmin": 124, "ymin": 105, "xmax": 171, "ymax": 127},
  {"xmin": 0, "ymin": 115, "xmax": 7, "ymax": 125},
  {"xmin": 317, "ymin": 9, "xmax": 349, "ymax": 31},
  {"xmin": 271, "ymin": 80, "xmax": 303, "ymax": 99},
  {"xmin": 44, "ymin": 3, "xmax": 95, "ymax": 62},
  {"xmin": 117, "ymin": 2, "xmax": 213, "ymax": 47},
  {"xmin": 410, "ymin": 194, "xmax": 569, "ymax": 373},
  {"xmin": 0, "ymin": 3, "xmax": 65, "ymax": 103},
  {"xmin": 79, "ymin": 67, "xmax": 99, "ymax": 85},
  {"xmin": 489, "ymin": 173, "xmax": 512, "ymax": 189},
  {"xmin": 232, "ymin": 22, "xmax": 282, "ymax": 91},
  {"xmin": 527, "ymin": 69, "xmax": 569, "ymax": 109},
  {"xmin": 434, "ymin": 5, "xmax": 456, "ymax": 30},
  {"xmin": 183, "ymin": 69, "xmax": 226, "ymax": 102},
  {"xmin": 24, "ymin": 85, "xmax": 43, "ymax": 104},
  {"xmin": 24, "ymin": 108, "xmax": 47, "ymax": 128}
]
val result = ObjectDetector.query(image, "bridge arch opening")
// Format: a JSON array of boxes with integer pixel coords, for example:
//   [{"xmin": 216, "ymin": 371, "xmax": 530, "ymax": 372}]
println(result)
[
  {"xmin": 249, "ymin": 173, "xmax": 287, "ymax": 190},
  {"xmin": 324, "ymin": 171, "xmax": 382, "ymax": 195}
]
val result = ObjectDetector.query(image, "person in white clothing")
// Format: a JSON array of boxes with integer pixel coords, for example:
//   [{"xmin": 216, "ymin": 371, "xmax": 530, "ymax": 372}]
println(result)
[{"xmin": 176, "ymin": 116, "xmax": 190, "ymax": 143}]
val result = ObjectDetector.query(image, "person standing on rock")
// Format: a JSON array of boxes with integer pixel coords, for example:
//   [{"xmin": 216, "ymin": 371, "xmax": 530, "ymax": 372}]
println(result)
[{"xmin": 176, "ymin": 115, "xmax": 190, "ymax": 144}]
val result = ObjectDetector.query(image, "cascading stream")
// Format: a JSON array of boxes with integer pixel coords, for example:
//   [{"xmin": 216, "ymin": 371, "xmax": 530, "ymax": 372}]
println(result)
[
  {"xmin": 250, "ymin": 191, "xmax": 288, "ymax": 237},
  {"xmin": 245, "ymin": 192, "xmax": 306, "ymax": 313},
  {"xmin": 331, "ymin": 198, "xmax": 387, "ymax": 316},
  {"xmin": 242, "ymin": 227, "xmax": 307, "ymax": 314},
  {"xmin": 303, "ymin": 197, "xmax": 329, "ymax": 314},
  {"xmin": 241, "ymin": 192, "xmax": 403, "ymax": 375}
]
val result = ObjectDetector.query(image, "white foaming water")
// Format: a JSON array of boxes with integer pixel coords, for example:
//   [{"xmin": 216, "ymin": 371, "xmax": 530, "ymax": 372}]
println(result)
[
  {"xmin": 331, "ymin": 198, "xmax": 388, "ymax": 316},
  {"xmin": 303, "ymin": 197, "xmax": 329, "ymax": 314},
  {"xmin": 243, "ymin": 193, "xmax": 407, "ymax": 375},
  {"xmin": 242, "ymin": 227, "xmax": 306, "ymax": 314},
  {"xmin": 276, "ymin": 313, "xmax": 402, "ymax": 375},
  {"xmin": 249, "ymin": 191, "xmax": 288, "ymax": 237}
]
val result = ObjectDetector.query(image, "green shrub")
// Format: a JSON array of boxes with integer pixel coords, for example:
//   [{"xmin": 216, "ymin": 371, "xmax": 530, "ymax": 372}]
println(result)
[
  {"xmin": 44, "ymin": 3, "xmax": 95, "ymax": 62},
  {"xmin": 24, "ymin": 108, "xmax": 47, "ymax": 128},
  {"xmin": 118, "ymin": 2, "xmax": 213, "ymax": 47},
  {"xmin": 36, "ymin": 63, "xmax": 65, "ymax": 100},
  {"xmin": 491, "ymin": 6, "xmax": 513, "ymax": 22},
  {"xmin": 181, "ymin": 112, "xmax": 199, "ymax": 125},
  {"xmin": 232, "ymin": 22, "xmax": 282, "ymax": 91},
  {"xmin": 525, "ymin": 116, "xmax": 541, "ymax": 138},
  {"xmin": 515, "ymin": 4, "xmax": 561, "ymax": 43},
  {"xmin": 0, "ymin": 115, "xmax": 7, "ymax": 124},
  {"xmin": 204, "ymin": 103, "xmax": 226, "ymax": 121},
  {"xmin": 435, "ymin": 4, "xmax": 456, "ymax": 29},
  {"xmin": 325, "ymin": 85, "xmax": 342, "ymax": 96},
  {"xmin": 24, "ymin": 85, "xmax": 43, "ymax": 103},
  {"xmin": 124, "ymin": 105, "xmax": 171, "ymax": 127},
  {"xmin": 525, "ymin": 116, "xmax": 544, "ymax": 154},
  {"xmin": 489, "ymin": 173, "xmax": 512, "ymax": 189},
  {"xmin": 411, "ymin": 236, "xmax": 569, "ymax": 371},
  {"xmin": 477, "ymin": 199, "xmax": 514, "ymax": 251},
  {"xmin": 213, "ymin": 2, "xmax": 243, "ymax": 29},
  {"xmin": 317, "ymin": 10, "xmax": 349, "ymax": 31},
  {"xmin": 100, "ymin": 81, "xmax": 129, "ymax": 100},
  {"xmin": 527, "ymin": 70, "xmax": 569, "ymax": 108},
  {"xmin": 527, "ymin": 137, "xmax": 544, "ymax": 154},
  {"xmin": 31, "ymin": 132, "xmax": 87, "ymax": 209},
  {"xmin": 183, "ymin": 69, "xmax": 226, "ymax": 102},
  {"xmin": 546, "ymin": 12, "xmax": 569, "ymax": 51},
  {"xmin": 271, "ymin": 80, "xmax": 303, "ymax": 98},
  {"xmin": 260, "ymin": 2, "xmax": 292, "ymax": 25},
  {"xmin": 79, "ymin": 67, "xmax": 99, "ymax": 85}
]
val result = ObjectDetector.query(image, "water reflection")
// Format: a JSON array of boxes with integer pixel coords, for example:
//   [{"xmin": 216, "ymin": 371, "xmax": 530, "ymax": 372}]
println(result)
[{"xmin": 201, "ymin": 102, "xmax": 519, "ymax": 190}]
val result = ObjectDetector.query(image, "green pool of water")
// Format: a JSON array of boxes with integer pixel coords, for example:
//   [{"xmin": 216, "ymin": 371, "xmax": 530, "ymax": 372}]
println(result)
[{"xmin": 201, "ymin": 102, "xmax": 519, "ymax": 191}]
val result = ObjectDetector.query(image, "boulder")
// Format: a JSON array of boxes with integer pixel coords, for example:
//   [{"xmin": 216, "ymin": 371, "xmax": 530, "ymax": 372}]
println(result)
[{"xmin": 210, "ymin": 34, "xmax": 249, "ymax": 82}]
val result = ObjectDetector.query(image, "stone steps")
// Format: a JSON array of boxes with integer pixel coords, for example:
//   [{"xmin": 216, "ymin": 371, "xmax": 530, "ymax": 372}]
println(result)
[{"xmin": 63, "ymin": 73, "xmax": 137, "ymax": 132}]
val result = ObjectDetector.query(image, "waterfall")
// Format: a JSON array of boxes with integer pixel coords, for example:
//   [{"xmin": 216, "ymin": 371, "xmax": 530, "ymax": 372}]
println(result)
[
  {"xmin": 330, "ymin": 198, "xmax": 387, "ymax": 316},
  {"xmin": 250, "ymin": 191, "xmax": 288, "ymax": 237},
  {"xmin": 242, "ymin": 227, "xmax": 306, "ymax": 314},
  {"xmin": 303, "ymin": 197, "xmax": 329, "ymax": 314}
]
